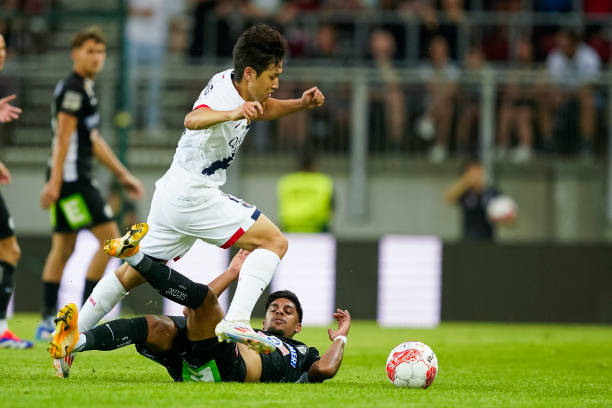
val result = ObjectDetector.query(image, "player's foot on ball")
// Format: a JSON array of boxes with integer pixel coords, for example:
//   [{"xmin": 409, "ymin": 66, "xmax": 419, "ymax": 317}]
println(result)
[
  {"xmin": 215, "ymin": 319, "xmax": 276, "ymax": 354},
  {"xmin": 48, "ymin": 303, "xmax": 79, "ymax": 359},
  {"xmin": 104, "ymin": 222, "xmax": 149, "ymax": 258},
  {"xmin": 53, "ymin": 353, "xmax": 76, "ymax": 379},
  {"xmin": 0, "ymin": 329, "xmax": 33, "ymax": 349}
]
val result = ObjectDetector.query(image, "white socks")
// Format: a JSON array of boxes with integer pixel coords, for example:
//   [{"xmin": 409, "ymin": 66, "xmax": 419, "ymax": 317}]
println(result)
[
  {"xmin": 225, "ymin": 248, "xmax": 280, "ymax": 324},
  {"xmin": 123, "ymin": 252, "xmax": 144, "ymax": 268},
  {"xmin": 0, "ymin": 319, "xmax": 7, "ymax": 333},
  {"xmin": 78, "ymin": 271, "xmax": 128, "ymax": 331}
]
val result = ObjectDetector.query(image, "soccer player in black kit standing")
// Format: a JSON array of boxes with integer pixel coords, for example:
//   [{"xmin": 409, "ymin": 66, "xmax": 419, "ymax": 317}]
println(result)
[{"xmin": 35, "ymin": 27, "xmax": 144, "ymax": 340}]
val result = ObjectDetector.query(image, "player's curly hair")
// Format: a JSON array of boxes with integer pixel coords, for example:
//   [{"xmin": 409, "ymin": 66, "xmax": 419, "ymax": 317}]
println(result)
[
  {"xmin": 233, "ymin": 24, "xmax": 286, "ymax": 82},
  {"xmin": 265, "ymin": 290, "xmax": 303, "ymax": 323}
]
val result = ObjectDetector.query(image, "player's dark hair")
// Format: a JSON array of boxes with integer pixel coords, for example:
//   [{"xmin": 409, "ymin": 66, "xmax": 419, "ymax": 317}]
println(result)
[
  {"xmin": 265, "ymin": 290, "xmax": 303, "ymax": 323},
  {"xmin": 233, "ymin": 24, "xmax": 286, "ymax": 82},
  {"xmin": 71, "ymin": 26, "xmax": 106, "ymax": 49}
]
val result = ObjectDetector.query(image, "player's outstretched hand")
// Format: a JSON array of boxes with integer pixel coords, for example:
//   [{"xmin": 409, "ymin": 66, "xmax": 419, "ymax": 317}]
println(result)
[
  {"xmin": 0, "ymin": 94, "xmax": 22, "ymax": 123},
  {"xmin": 120, "ymin": 174, "xmax": 145, "ymax": 200},
  {"xmin": 227, "ymin": 249, "xmax": 251, "ymax": 280},
  {"xmin": 0, "ymin": 161, "xmax": 11, "ymax": 185},
  {"xmin": 327, "ymin": 309, "xmax": 351, "ymax": 341},
  {"xmin": 231, "ymin": 101, "xmax": 263, "ymax": 122},
  {"xmin": 301, "ymin": 87, "xmax": 325, "ymax": 109}
]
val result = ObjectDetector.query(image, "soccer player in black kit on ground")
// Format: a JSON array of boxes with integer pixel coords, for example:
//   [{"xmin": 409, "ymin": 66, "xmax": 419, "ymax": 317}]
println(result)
[
  {"xmin": 49, "ymin": 233, "xmax": 350, "ymax": 383},
  {"xmin": 35, "ymin": 26, "xmax": 144, "ymax": 341}
]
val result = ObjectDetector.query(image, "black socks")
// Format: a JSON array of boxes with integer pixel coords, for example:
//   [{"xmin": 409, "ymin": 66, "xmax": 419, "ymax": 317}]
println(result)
[
  {"xmin": 42, "ymin": 281, "xmax": 60, "ymax": 319},
  {"xmin": 132, "ymin": 255, "xmax": 209, "ymax": 309},
  {"xmin": 82, "ymin": 317, "xmax": 148, "ymax": 351},
  {"xmin": 0, "ymin": 261, "xmax": 15, "ymax": 320}
]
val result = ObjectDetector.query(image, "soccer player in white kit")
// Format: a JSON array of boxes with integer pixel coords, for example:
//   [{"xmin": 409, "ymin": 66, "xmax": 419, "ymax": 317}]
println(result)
[{"xmin": 50, "ymin": 24, "xmax": 325, "ymax": 377}]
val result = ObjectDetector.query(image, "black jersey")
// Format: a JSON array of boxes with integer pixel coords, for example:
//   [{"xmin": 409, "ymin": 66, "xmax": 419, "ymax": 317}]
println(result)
[
  {"xmin": 460, "ymin": 186, "xmax": 499, "ymax": 242},
  {"xmin": 49, "ymin": 71, "xmax": 100, "ymax": 182},
  {"xmin": 257, "ymin": 330, "xmax": 321, "ymax": 383}
]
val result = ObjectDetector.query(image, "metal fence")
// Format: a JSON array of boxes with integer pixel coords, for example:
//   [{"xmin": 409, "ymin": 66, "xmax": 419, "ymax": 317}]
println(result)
[{"xmin": 2, "ymin": 61, "xmax": 612, "ymax": 223}]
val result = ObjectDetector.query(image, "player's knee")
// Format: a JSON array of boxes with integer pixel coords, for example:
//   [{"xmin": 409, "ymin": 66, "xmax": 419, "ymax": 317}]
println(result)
[
  {"xmin": 11, "ymin": 242, "xmax": 21, "ymax": 263},
  {"xmin": 195, "ymin": 285, "xmax": 217, "ymax": 313},
  {"xmin": 193, "ymin": 288, "xmax": 224, "ymax": 322},
  {"xmin": 0, "ymin": 240, "xmax": 21, "ymax": 265},
  {"xmin": 52, "ymin": 243, "xmax": 76, "ymax": 262},
  {"xmin": 0, "ymin": 237, "xmax": 20, "ymax": 265},
  {"xmin": 145, "ymin": 315, "xmax": 177, "ymax": 352},
  {"xmin": 275, "ymin": 233, "xmax": 288, "ymax": 258},
  {"xmin": 263, "ymin": 231, "xmax": 288, "ymax": 258}
]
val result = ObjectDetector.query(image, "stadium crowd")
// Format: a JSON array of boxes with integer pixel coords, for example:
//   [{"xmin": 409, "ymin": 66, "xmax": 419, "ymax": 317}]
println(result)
[{"xmin": 0, "ymin": 0, "xmax": 610, "ymax": 161}]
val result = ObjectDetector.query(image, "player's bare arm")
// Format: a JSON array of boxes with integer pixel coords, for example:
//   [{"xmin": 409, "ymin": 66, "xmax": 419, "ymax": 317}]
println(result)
[
  {"xmin": 208, "ymin": 249, "xmax": 250, "ymax": 296},
  {"xmin": 40, "ymin": 112, "xmax": 77, "ymax": 208},
  {"xmin": 0, "ymin": 94, "xmax": 22, "ymax": 123},
  {"xmin": 90, "ymin": 129, "xmax": 145, "ymax": 199},
  {"xmin": 258, "ymin": 86, "xmax": 325, "ymax": 121},
  {"xmin": 308, "ymin": 308, "xmax": 351, "ymax": 382},
  {"xmin": 184, "ymin": 102, "xmax": 264, "ymax": 130}
]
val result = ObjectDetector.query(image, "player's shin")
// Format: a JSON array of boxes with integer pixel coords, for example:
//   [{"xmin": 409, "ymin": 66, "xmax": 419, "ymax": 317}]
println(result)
[
  {"xmin": 131, "ymin": 255, "xmax": 209, "ymax": 309},
  {"xmin": 225, "ymin": 248, "xmax": 280, "ymax": 323},
  {"xmin": 78, "ymin": 271, "xmax": 128, "ymax": 331},
  {"xmin": 77, "ymin": 317, "xmax": 148, "ymax": 352}
]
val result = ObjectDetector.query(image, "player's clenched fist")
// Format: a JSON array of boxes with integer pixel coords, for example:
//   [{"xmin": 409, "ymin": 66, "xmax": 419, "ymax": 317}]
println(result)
[
  {"xmin": 301, "ymin": 87, "xmax": 325, "ymax": 109},
  {"xmin": 231, "ymin": 101, "xmax": 264, "ymax": 121}
]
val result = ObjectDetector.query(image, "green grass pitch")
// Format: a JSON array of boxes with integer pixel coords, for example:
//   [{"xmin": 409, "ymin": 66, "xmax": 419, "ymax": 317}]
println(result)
[{"xmin": 1, "ymin": 314, "xmax": 610, "ymax": 408}]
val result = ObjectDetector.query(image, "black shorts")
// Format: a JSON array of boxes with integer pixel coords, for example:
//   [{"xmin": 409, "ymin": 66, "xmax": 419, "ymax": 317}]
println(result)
[
  {"xmin": 50, "ymin": 179, "xmax": 113, "ymax": 233},
  {"xmin": 0, "ymin": 192, "xmax": 15, "ymax": 239},
  {"xmin": 135, "ymin": 316, "xmax": 247, "ymax": 383}
]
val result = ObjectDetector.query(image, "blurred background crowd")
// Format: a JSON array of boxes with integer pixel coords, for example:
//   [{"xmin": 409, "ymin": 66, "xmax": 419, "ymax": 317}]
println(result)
[{"xmin": 0, "ymin": 0, "xmax": 611, "ymax": 163}]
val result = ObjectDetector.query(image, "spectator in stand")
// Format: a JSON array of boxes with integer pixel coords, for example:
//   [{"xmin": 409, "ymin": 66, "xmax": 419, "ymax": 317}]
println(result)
[
  {"xmin": 585, "ymin": 25, "xmax": 611, "ymax": 63},
  {"xmin": 543, "ymin": 28, "xmax": 601, "ymax": 158},
  {"xmin": 497, "ymin": 36, "xmax": 539, "ymax": 162},
  {"xmin": 418, "ymin": 35, "xmax": 459, "ymax": 162},
  {"xmin": 455, "ymin": 47, "xmax": 488, "ymax": 158},
  {"xmin": 419, "ymin": 0, "xmax": 466, "ymax": 60},
  {"xmin": 127, "ymin": 0, "xmax": 183, "ymax": 136},
  {"xmin": 369, "ymin": 29, "xmax": 406, "ymax": 150}
]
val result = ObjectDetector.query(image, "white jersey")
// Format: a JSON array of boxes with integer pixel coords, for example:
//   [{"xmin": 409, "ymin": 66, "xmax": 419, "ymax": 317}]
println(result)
[{"xmin": 159, "ymin": 68, "xmax": 250, "ymax": 205}]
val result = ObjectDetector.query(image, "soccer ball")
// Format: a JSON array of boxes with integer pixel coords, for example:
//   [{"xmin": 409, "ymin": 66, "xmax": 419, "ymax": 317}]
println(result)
[
  {"xmin": 386, "ymin": 341, "xmax": 438, "ymax": 388},
  {"xmin": 486, "ymin": 195, "xmax": 517, "ymax": 222}
]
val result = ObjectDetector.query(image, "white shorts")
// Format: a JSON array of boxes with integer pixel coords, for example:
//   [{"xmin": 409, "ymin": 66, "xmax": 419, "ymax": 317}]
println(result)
[{"xmin": 140, "ymin": 186, "xmax": 261, "ymax": 261}]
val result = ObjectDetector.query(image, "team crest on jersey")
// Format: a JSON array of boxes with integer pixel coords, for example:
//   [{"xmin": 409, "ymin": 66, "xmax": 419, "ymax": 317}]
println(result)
[
  {"xmin": 296, "ymin": 345, "xmax": 308, "ymax": 355},
  {"xmin": 268, "ymin": 336, "xmax": 289, "ymax": 356},
  {"xmin": 62, "ymin": 90, "xmax": 82, "ymax": 112}
]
